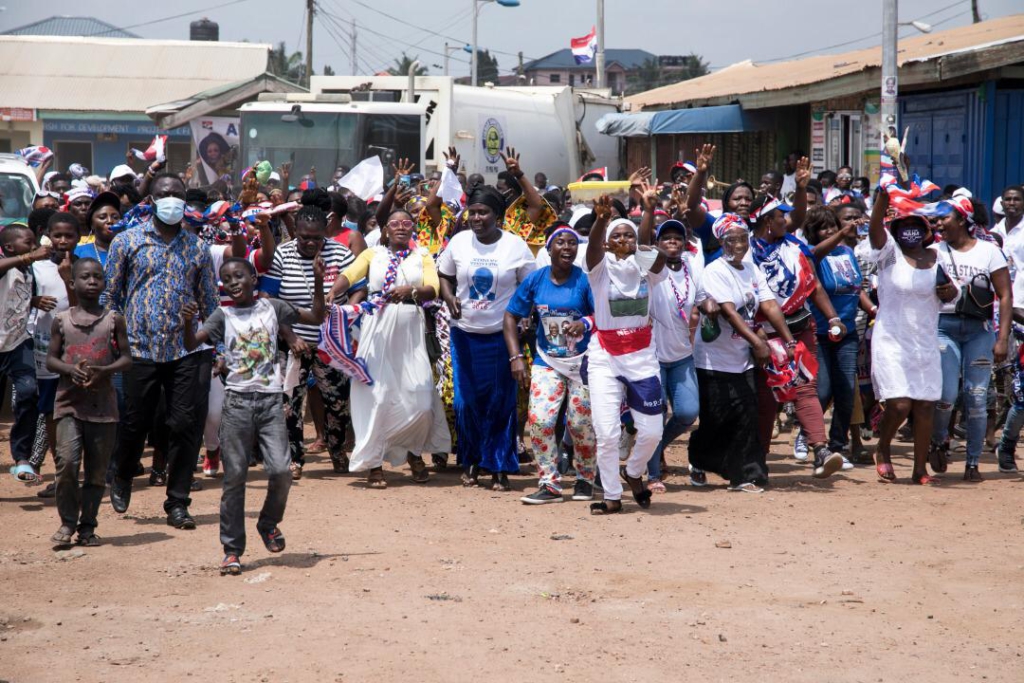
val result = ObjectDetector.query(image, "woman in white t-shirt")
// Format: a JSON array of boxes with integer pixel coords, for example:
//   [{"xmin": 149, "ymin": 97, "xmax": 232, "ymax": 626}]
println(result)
[
  {"xmin": 868, "ymin": 189, "xmax": 956, "ymax": 485},
  {"xmin": 583, "ymin": 196, "xmax": 668, "ymax": 514},
  {"xmin": 926, "ymin": 195, "xmax": 1011, "ymax": 482},
  {"xmin": 437, "ymin": 186, "xmax": 536, "ymax": 491},
  {"xmin": 690, "ymin": 214, "xmax": 796, "ymax": 493}
]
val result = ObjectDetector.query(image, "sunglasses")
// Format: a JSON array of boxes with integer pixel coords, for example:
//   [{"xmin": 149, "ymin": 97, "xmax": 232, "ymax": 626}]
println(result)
[{"xmin": 387, "ymin": 219, "xmax": 414, "ymax": 229}]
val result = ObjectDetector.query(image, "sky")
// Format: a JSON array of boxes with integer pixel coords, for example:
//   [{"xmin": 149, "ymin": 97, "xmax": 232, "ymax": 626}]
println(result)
[{"xmin": 0, "ymin": 0, "xmax": 1020, "ymax": 78}]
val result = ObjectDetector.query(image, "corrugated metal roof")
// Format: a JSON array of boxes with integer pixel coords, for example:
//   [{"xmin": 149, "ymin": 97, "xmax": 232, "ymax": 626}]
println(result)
[
  {"xmin": 2, "ymin": 15, "xmax": 139, "ymax": 39},
  {"xmin": 524, "ymin": 48, "xmax": 656, "ymax": 71},
  {"xmin": 0, "ymin": 35, "xmax": 270, "ymax": 113},
  {"xmin": 627, "ymin": 14, "xmax": 1024, "ymax": 110}
]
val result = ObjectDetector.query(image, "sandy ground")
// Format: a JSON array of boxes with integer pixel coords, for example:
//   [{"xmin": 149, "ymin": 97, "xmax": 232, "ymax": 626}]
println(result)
[{"xmin": 2, "ymin": 420, "xmax": 1023, "ymax": 683}]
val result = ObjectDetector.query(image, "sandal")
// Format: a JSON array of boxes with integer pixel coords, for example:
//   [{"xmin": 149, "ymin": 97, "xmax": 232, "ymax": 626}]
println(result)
[
  {"xmin": 727, "ymin": 482, "xmax": 765, "ymax": 493},
  {"xmin": 407, "ymin": 454, "xmax": 430, "ymax": 483},
  {"xmin": 51, "ymin": 525, "xmax": 75, "ymax": 546},
  {"xmin": 913, "ymin": 473, "xmax": 940, "ymax": 485},
  {"xmin": 307, "ymin": 438, "xmax": 327, "ymax": 454},
  {"xmin": 589, "ymin": 500, "xmax": 623, "ymax": 515},
  {"xmin": 367, "ymin": 467, "xmax": 387, "ymax": 489},
  {"xmin": 928, "ymin": 443, "xmax": 948, "ymax": 474},
  {"xmin": 10, "ymin": 463, "xmax": 38, "ymax": 483},
  {"xmin": 220, "ymin": 554, "xmax": 242, "ymax": 576},
  {"xmin": 491, "ymin": 473, "xmax": 511, "ymax": 492},
  {"xmin": 290, "ymin": 461, "xmax": 303, "ymax": 481},
  {"xmin": 37, "ymin": 482, "xmax": 57, "ymax": 498},
  {"xmin": 647, "ymin": 478, "xmax": 666, "ymax": 494},
  {"xmin": 76, "ymin": 533, "xmax": 101, "ymax": 547},
  {"xmin": 431, "ymin": 453, "xmax": 448, "ymax": 472},
  {"xmin": 875, "ymin": 462, "xmax": 896, "ymax": 482},
  {"xmin": 623, "ymin": 473, "xmax": 652, "ymax": 509},
  {"xmin": 460, "ymin": 466, "xmax": 479, "ymax": 487},
  {"xmin": 257, "ymin": 526, "xmax": 286, "ymax": 553}
]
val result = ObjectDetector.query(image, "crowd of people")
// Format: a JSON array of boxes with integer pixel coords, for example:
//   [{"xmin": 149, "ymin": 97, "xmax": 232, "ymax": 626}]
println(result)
[{"xmin": 3, "ymin": 139, "xmax": 1023, "ymax": 574}]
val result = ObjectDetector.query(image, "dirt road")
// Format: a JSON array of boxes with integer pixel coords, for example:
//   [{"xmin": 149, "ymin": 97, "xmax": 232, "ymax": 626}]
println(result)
[{"xmin": 2, "ymin": 427, "xmax": 1023, "ymax": 682}]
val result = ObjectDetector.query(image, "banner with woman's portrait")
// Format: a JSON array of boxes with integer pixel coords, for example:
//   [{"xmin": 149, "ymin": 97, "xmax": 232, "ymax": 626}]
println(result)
[{"xmin": 190, "ymin": 117, "xmax": 240, "ymax": 185}]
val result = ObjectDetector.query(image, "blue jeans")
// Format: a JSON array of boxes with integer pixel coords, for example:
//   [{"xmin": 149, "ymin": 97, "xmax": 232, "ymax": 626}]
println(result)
[
  {"xmin": 999, "ymin": 401, "xmax": 1024, "ymax": 460},
  {"xmin": 816, "ymin": 332, "xmax": 859, "ymax": 452},
  {"xmin": 0, "ymin": 339, "xmax": 39, "ymax": 464},
  {"xmin": 932, "ymin": 315, "xmax": 995, "ymax": 466},
  {"xmin": 648, "ymin": 356, "xmax": 699, "ymax": 479}
]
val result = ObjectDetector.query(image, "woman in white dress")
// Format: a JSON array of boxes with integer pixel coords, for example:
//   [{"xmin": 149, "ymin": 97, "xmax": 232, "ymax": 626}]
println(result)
[
  {"xmin": 868, "ymin": 189, "xmax": 956, "ymax": 484},
  {"xmin": 327, "ymin": 209, "xmax": 451, "ymax": 488}
]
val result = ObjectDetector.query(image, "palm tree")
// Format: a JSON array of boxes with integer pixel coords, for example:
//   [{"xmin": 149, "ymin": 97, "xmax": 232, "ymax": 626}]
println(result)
[
  {"xmin": 269, "ymin": 41, "xmax": 306, "ymax": 83},
  {"xmin": 387, "ymin": 53, "xmax": 429, "ymax": 76}
]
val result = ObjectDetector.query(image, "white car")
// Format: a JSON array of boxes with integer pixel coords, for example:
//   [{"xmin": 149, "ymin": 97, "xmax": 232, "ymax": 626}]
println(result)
[{"xmin": 0, "ymin": 153, "xmax": 40, "ymax": 225}]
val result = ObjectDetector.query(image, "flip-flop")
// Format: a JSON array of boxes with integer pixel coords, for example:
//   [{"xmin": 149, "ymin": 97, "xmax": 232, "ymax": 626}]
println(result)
[
  {"xmin": 589, "ymin": 500, "xmax": 622, "ymax": 515},
  {"xmin": 624, "ymin": 473, "xmax": 652, "ymax": 509},
  {"xmin": 913, "ymin": 473, "xmax": 940, "ymax": 485},
  {"xmin": 10, "ymin": 463, "xmax": 38, "ymax": 483},
  {"xmin": 875, "ymin": 462, "xmax": 896, "ymax": 482}
]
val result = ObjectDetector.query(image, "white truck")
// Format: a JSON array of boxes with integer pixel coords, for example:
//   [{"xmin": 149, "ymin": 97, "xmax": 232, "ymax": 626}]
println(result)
[{"xmin": 238, "ymin": 76, "xmax": 620, "ymax": 188}]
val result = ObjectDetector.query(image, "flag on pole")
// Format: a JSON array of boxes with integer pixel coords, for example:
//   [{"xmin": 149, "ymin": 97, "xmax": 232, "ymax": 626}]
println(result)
[
  {"xmin": 571, "ymin": 27, "xmax": 597, "ymax": 65},
  {"xmin": 130, "ymin": 135, "xmax": 167, "ymax": 163},
  {"xmin": 15, "ymin": 145, "xmax": 53, "ymax": 167}
]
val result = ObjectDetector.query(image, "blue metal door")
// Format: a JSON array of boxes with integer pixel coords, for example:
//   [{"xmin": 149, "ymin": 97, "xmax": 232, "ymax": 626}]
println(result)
[{"xmin": 993, "ymin": 90, "xmax": 1024, "ymax": 196}]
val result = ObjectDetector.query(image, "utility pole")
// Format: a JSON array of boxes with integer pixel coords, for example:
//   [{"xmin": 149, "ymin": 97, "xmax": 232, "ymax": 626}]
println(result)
[
  {"xmin": 350, "ymin": 19, "xmax": 357, "ymax": 76},
  {"xmin": 517, "ymin": 51, "xmax": 523, "ymax": 82},
  {"xmin": 880, "ymin": 0, "xmax": 898, "ymax": 138},
  {"xmin": 471, "ymin": 0, "xmax": 479, "ymax": 87},
  {"xmin": 305, "ymin": 0, "xmax": 314, "ymax": 88},
  {"xmin": 594, "ymin": 0, "xmax": 605, "ymax": 88},
  {"xmin": 971, "ymin": 0, "xmax": 981, "ymax": 23}
]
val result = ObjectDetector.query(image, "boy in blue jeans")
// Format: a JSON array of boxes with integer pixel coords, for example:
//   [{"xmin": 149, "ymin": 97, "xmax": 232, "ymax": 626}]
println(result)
[{"xmin": 183, "ymin": 257, "xmax": 325, "ymax": 575}]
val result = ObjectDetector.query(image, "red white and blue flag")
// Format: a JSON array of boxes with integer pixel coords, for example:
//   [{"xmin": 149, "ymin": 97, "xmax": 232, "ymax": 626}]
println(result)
[
  {"xmin": 130, "ymin": 135, "xmax": 167, "ymax": 163},
  {"xmin": 571, "ymin": 27, "xmax": 597, "ymax": 65}
]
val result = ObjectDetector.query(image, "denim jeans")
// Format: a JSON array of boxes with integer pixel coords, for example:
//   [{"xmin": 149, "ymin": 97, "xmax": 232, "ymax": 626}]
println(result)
[
  {"xmin": 54, "ymin": 417, "xmax": 116, "ymax": 534},
  {"xmin": 649, "ymin": 356, "xmax": 699, "ymax": 479},
  {"xmin": 0, "ymin": 339, "xmax": 39, "ymax": 463},
  {"xmin": 816, "ymin": 332, "xmax": 859, "ymax": 452},
  {"xmin": 932, "ymin": 314, "xmax": 995, "ymax": 466},
  {"xmin": 220, "ymin": 390, "xmax": 292, "ymax": 557},
  {"xmin": 998, "ymin": 401, "xmax": 1024, "ymax": 460}
]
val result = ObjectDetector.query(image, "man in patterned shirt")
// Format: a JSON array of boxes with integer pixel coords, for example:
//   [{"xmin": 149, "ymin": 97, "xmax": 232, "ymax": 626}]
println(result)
[{"xmin": 105, "ymin": 173, "xmax": 218, "ymax": 529}]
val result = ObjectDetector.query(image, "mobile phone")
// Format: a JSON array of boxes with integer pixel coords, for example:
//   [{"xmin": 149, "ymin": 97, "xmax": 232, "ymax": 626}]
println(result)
[
  {"xmin": 936, "ymin": 263, "xmax": 951, "ymax": 286},
  {"xmin": 399, "ymin": 174, "xmax": 411, "ymax": 188}
]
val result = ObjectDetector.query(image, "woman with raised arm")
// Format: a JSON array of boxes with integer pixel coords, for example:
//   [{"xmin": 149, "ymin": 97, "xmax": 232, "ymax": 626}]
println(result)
[
  {"xmin": 868, "ymin": 188, "xmax": 955, "ymax": 484},
  {"xmin": 583, "ymin": 195, "xmax": 668, "ymax": 514},
  {"xmin": 684, "ymin": 144, "xmax": 755, "ymax": 260}
]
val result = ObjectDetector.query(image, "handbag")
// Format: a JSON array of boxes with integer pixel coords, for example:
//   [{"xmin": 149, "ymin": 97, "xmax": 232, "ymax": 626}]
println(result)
[
  {"xmin": 423, "ymin": 305, "xmax": 443, "ymax": 364},
  {"xmin": 946, "ymin": 247, "xmax": 994, "ymax": 321}
]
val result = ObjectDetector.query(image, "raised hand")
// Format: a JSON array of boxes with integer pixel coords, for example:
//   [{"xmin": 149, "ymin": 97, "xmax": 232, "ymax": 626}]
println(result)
[
  {"xmin": 279, "ymin": 160, "xmax": 292, "ymax": 177},
  {"xmin": 639, "ymin": 180, "xmax": 659, "ymax": 212},
  {"xmin": 695, "ymin": 144, "xmax": 716, "ymax": 174},
  {"xmin": 501, "ymin": 147, "xmax": 521, "ymax": 175},
  {"xmin": 58, "ymin": 250, "xmax": 73, "ymax": 284},
  {"xmin": 628, "ymin": 167, "xmax": 652, "ymax": 186},
  {"xmin": 312, "ymin": 257, "xmax": 325, "ymax": 280},
  {"xmin": 238, "ymin": 168, "xmax": 259, "ymax": 205},
  {"xmin": 593, "ymin": 194, "xmax": 612, "ymax": 223},
  {"xmin": 795, "ymin": 156, "xmax": 811, "ymax": 189},
  {"xmin": 392, "ymin": 157, "xmax": 416, "ymax": 181},
  {"xmin": 443, "ymin": 146, "xmax": 461, "ymax": 171}
]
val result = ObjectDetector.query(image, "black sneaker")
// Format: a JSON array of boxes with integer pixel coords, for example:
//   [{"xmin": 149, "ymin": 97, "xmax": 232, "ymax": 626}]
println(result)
[
  {"xmin": 689, "ymin": 464, "xmax": 707, "ymax": 487},
  {"xmin": 998, "ymin": 450, "xmax": 1018, "ymax": 473},
  {"xmin": 520, "ymin": 486, "xmax": 563, "ymax": 505},
  {"xmin": 571, "ymin": 480, "xmax": 594, "ymax": 501},
  {"xmin": 812, "ymin": 446, "xmax": 843, "ymax": 479}
]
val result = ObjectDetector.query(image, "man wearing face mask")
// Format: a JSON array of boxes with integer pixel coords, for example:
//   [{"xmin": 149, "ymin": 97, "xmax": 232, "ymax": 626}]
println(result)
[{"xmin": 104, "ymin": 173, "xmax": 218, "ymax": 529}]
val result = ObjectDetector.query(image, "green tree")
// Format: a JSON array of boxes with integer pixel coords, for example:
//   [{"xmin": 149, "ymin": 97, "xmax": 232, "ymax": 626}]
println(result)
[
  {"xmin": 477, "ymin": 49, "xmax": 499, "ymax": 84},
  {"xmin": 387, "ymin": 53, "xmax": 429, "ymax": 76},
  {"xmin": 625, "ymin": 53, "xmax": 710, "ymax": 95},
  {"xmin": 323, "ymin": 64, "xmax": 336, "ymax": 76},
  {"xmin": 269, "ymin": 41, "xmax": 306, "ymax": 83}
]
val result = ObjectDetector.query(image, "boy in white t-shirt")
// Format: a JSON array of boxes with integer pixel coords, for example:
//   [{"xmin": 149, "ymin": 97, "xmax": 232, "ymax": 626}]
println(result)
[{"xmin": 183, "ymin": 257, "xmax": 326, "ymax": 576}]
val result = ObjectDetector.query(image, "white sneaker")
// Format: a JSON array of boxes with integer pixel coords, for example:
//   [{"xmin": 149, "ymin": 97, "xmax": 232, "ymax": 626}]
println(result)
[
  {"xmin": 618, "ymin": 428, "xmax": 637, "ymax": 462},
  {"xmin": 793, "ymin": 432, "xmax": 809, "ymax": 462},
  {"xmin": 841, "ymin": 455, "xmax": 854, "ymax": 471}
]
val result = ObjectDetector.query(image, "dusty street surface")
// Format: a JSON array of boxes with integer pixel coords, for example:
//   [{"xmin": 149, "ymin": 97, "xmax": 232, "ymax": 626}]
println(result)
[{"xmin": 2, "ymin": 421, "xmax": 1023, "ymax": 683}]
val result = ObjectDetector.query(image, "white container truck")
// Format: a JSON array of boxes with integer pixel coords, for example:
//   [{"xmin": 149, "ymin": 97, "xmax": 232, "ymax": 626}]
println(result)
[{"xmin": 238, "ymin": 76, "xmax": 619, "ymax": 188}]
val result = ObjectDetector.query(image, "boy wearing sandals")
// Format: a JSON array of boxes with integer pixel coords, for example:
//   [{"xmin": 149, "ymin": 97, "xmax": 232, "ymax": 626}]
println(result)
[
  {"xmin": 183, "ymin": 257, "xmax": 325, "ymax": 576},
  {"xmin": 46, "ymin": 258, "xmax": 131, "ymax": 547}
]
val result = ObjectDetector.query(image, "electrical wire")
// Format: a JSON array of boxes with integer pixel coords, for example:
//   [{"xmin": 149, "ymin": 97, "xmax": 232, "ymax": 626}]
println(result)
[
  {"xmin": 82, "ymin": 0, "xmax": 253, "ymax": 37},
  {"xmin": 317, "ymin": 11, "xmax": 381, "ymax": 75}
]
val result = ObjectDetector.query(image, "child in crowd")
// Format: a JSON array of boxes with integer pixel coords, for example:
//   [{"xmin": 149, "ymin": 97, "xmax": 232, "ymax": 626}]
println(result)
[
  {"xmin": 1, "ymin": 225, "xmax": 52, "ymax": 482},
  {"xmin": 46, "ymin": 258, "xmax": 131, "ymax": 546},
  {"xmin": 183, "ymin": 257, "xmax": 325, "ymax": 575},
  {"xmin": 31, "ymin": 212, "xmax": 80, "ymax": 479}
]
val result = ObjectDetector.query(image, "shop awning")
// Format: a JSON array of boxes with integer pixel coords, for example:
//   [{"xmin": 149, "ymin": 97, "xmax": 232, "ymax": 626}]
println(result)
[{"xmin": 596, "ymin": 104, "xmax": 751, "ymax": 137}]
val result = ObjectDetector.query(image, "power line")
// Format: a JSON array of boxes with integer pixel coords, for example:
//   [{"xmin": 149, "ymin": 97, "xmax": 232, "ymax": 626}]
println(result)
[
  {"xmin": 318, "ymin": 0, "xmax": 442, "ymax": 73},
  {"xmin": 82, "ymin": 0, "xmax": 253, "ymax": 37},
  {"xmin": 317, "ymin": 11, "xmax": 381, "ymax": 75},
  {"xmin": 319, "ymin": 4, "xmax": 470, "ymax": 67}
]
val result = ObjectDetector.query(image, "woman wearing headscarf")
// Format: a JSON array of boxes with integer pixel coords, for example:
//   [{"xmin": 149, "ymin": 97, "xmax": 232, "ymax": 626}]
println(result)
[
  {"xmin": 437, "ymin": 185, "xmax": 536, "ymax": 491},
  {"xmin": 583, "ymin": 195, "xmax": 668, "ymax": 514},
  {"xmin": 690, "ymin": 214, "xmax": 795, "ymax": 492},
  {"xmin": 925, "ymin": 194, "xmax": 1010, "ymax": 481},
  {"xmin": 504, "ymin": 225, "xmax": 596, "ymax": 504},
  {"xmin": 868, "ymin": 188, "xmax": 956, "ymax": 484},
  {"xmin": 327, "ymin": 208, "xmax": 451, "ymax": 488}
]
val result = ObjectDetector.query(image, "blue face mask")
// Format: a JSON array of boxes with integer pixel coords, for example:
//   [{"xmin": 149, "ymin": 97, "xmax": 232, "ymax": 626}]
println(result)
[
  {"xmin": 343, "ymin": 219, "xmax": 359, "ymax": 231},
  {"xmin": 154, "ymin": 197, "xmax": 186, "ymax": 225}
]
